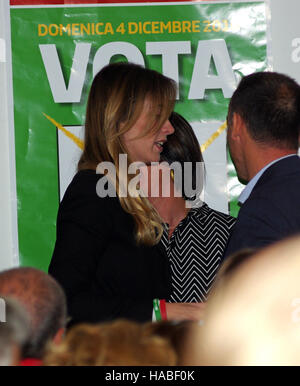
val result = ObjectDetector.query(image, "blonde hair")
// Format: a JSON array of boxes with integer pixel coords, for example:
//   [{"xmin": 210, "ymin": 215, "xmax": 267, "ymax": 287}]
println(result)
[
  {"xmin": 78, "ymin": 62, "xmax": 176, "ymax": 245},
  {"xmin": 43, "ymin": 319, "xmax": 177, "ymax": 366}
]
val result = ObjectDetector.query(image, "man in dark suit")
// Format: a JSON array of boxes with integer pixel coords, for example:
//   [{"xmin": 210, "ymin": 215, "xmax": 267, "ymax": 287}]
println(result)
[{"xmin": 224, "ymin": 71, "xmax": 300, "ymax": 258}]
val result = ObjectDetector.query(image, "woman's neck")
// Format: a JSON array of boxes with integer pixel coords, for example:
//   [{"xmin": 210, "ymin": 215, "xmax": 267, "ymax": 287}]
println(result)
[{"xmin": 148, "ymin": 194, "xmax": 189, "ymax": 232}]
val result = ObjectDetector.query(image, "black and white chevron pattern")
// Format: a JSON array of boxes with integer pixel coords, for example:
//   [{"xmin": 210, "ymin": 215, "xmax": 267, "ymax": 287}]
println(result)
[{"xmin": 160, "ymin": 203, "xmax": 236, "ymax": 303}]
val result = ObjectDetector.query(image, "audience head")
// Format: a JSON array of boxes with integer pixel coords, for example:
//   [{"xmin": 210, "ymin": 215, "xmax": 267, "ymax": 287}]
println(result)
[
  {"xmin": 211, "ymin": 247, "xmax": 257, "ymax": 295},
  {"xmin": 227, "ymin": 71, "xmax": 300, "ymax": 182},
  {"xmin": 0, "ymin": 296, "xmax": 30, "ymax": 366},
  {"xmin": 142, "ymin": 320, "xmax": 196, "ymax": 365},
  {"xmin": 43, "ymin": 319, "xmax": 177, "ymax": 366},
  {"xmin": 184, "ymin": 236, "xmax": 300, "ymax": 365},
  {"xmin": 160, "ymin": 111, "xmax": 204, "ymax": 201},
  {"xmin": 0, "ymin": 267, "xmax": 67, "ymax": 359}
]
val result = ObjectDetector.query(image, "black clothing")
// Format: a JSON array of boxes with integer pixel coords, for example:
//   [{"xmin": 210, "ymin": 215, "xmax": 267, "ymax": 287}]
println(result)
[{"xmin": 49, "ymin": 170, "xmax": 171, "ymax": 325}]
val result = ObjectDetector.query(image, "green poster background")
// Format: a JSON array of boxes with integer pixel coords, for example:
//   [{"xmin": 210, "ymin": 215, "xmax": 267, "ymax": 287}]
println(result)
[{"xmin": 10, "ymin": 1, "xmax": 268, "ymax": 271}]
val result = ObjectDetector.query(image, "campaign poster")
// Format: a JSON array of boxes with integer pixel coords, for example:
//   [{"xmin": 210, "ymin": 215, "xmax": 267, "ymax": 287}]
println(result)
[{"xmin": 9, "ymin": 0, "xmax": 269, "ymax": 270}]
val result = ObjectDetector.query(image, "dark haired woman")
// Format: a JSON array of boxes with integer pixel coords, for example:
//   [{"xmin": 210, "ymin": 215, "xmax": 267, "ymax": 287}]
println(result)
[{"xmin": 143, "ymin": 112, "xmax": 236, "ymax": 307}]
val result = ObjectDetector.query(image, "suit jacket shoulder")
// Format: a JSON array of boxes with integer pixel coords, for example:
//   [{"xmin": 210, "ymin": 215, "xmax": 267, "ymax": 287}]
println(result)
[{"xmin": 224, "ymin": 156, "xmax": 300, "ymax": 258}]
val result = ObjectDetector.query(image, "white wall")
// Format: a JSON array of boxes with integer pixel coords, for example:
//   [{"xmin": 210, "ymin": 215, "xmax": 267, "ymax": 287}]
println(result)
[
  {"xmin": 0, "ymin": 0, "xmax": 18, "ymax": 271},
  {"xmin": 0, "ymin": 0, "xmax": 300, "ymax": 271},
  {"xmin": 270, "ymin": 0, "xmax": 300, "ymax": 83}
]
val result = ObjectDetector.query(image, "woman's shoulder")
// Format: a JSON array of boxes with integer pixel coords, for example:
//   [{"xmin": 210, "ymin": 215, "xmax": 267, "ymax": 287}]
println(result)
[
  {"xmin": 60, "ymin": 169, "xmax": 119, "ymax": 213},
  {"xmin": 64, "ymin": 169, "xmax": 113, "ymax": 198},
  {"xmin": 68, "ymin": 169, "xmax": 102, "ymax": 192}
]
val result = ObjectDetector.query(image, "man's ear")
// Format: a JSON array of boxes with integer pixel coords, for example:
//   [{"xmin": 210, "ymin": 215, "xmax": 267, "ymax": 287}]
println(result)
[
  {"xmin": 52, "ymin": 327, "xmax": 65, "ymax": 345},
  {"xmin": 231, "ymin": 112, "xmax": 245, "ymax": 141}
]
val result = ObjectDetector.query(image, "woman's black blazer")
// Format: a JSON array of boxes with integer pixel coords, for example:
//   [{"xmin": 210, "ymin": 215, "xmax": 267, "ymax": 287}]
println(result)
[{"xmin": 49, "ymin": 170, "xmax": 171, "ymax": 325}]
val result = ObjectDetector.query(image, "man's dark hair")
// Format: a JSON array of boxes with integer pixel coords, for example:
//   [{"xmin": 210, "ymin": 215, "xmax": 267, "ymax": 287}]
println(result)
[
  {"xmin": 228, "ymin": 72, "xmax": 300, "ymax": 150},
  {"xmin": 0, "ymin": 267, "xmax": 67, "ymax": 359}
]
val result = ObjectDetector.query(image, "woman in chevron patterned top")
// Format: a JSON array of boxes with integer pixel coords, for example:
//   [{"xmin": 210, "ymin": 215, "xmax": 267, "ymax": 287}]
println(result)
[{"xmin": 146, "ymin": 112, "xmax": 236, "ymax": 305}]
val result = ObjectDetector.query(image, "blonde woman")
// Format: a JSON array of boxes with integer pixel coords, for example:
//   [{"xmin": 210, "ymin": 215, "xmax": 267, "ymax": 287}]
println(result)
[{"xmin": 49, "ymin": 63, "xmax": 203, "ymax": 326}]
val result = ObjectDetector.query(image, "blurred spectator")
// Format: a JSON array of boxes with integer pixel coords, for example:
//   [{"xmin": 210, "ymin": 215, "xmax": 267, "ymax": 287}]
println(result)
[
  {"xmin": 43, "ymin": 319, "xmax": 176, "ymax": 366},
  {"xmin": 0, "ymin": 296, "xmax": 30, "ymax": 366},
  {"xmin": 142, "ymin": 320, "xmax": 196, "ymax": 365},
  {"xmin": 0, "ymin": 267, "xmax": 67, "ymax": 365},
  {"xmin": 183, "ymin": 236, "xmax": 300, "ymax": 365},
  {"xmin": 211, "ymin": 248, "xmax": 257, "ymax": 294}
]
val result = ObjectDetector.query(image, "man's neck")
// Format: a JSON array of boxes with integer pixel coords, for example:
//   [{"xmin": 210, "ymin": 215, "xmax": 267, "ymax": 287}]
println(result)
[{"xmin": 246, "ymin": 147, "xmax": 297, "ymax": 181}]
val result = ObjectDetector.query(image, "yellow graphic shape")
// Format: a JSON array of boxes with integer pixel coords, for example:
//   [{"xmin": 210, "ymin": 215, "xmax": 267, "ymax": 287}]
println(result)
[
  {"xmin": 43, "ymin": 113, "xmax": 226, "ymax": 154},
  {"xmin": 200, "ymin": 121, "xmax": 227, "ymax": 153},
  {"xmin": 43, "ymin": 113, "xmax": 84, "ymax": 150}
]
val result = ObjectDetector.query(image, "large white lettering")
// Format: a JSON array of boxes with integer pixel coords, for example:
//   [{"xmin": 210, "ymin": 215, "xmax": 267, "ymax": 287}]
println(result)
[
  {"xmin": 93, "ymin": 41, "xmax": 145, "ymax": 77},
  {"xmin": 188, "ymin": 39, "xmax": 236, "ymax": 99},
  {"xmin": 146, "ymin": 41, "xmax": 191, "ymax": 99},
  {"xmin": 39, "ymin": 43, "xmax": 91, "ymax": 103},
  {"xmin": 39, "ymin": 39, "xmax": 236, "ymax": 103}
]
